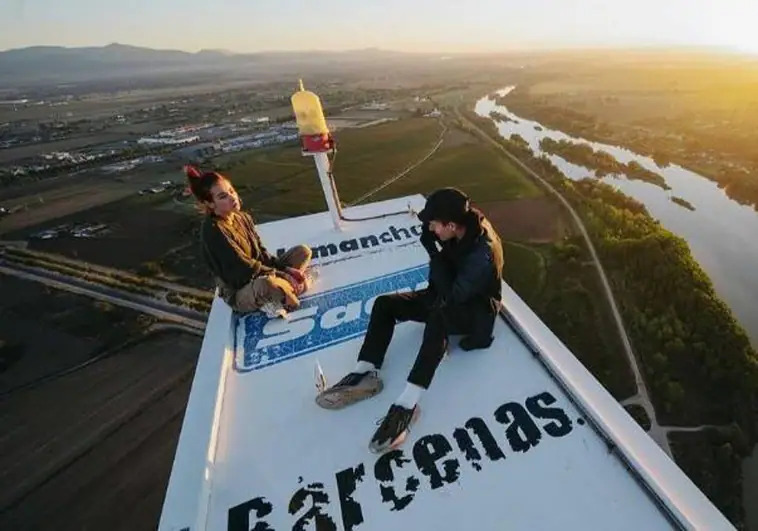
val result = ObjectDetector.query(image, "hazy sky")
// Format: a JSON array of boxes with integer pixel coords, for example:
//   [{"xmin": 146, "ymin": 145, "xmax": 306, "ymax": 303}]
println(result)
[{"xmin": 1, "ymin": 0, "xmax": 758, "ymax": 54}]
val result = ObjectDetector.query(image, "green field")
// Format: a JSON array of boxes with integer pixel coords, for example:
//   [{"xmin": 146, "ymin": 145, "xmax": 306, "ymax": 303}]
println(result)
[
  {"xmin": 215, "ymin": 118, "xmax": 443, "ymax": 216},
  {"xmin": 214, "ymin": 117, "xmax": 540, "ymax": 217},
  {"xmin": 371, "ymin": 142, "xmax": 541, "ymax": 204},
  {"xmin": 502, "ymin": 241, "xmax": 546, "ymax": 305}
]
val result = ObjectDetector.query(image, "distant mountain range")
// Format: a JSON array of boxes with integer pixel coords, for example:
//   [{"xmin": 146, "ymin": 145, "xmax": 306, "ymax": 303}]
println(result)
[
  {"xmin": 0, "ymin": 43, "xmax": 420, "ymax": 88},
  {"xmin": 5, "ymin": 43, "xmax": 750, "ymax": 91}
]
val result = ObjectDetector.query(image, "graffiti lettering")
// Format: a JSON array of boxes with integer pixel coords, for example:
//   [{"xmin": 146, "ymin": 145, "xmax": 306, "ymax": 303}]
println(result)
[
  {"xmin": 228, "ymin": 391, "xmax": 577, "ymax": 528},
  {"xmin": 494, "ymin": 401, "xmax": 542, "ymax": 453},
  {"xmin": 237, "ymin": 265, "xmax": 430, "ymax": 372},
  {"xmin": 277, "ymin": 224, "xmax": 423, "ymax": 263},
  {"xmin": 452, "ymin": 417, "xmax": 506, "ymax": 472},
  {"xmin": 288, "ymin": 481, "xmax": 337, "ymax": 531},
  {"xmin": 375, "ymin": 450, "xmax": 420, "ymax": 511},
  {"xmin": 227, "ymin": 496, "xmax": 274, "ymax": 531},
  {"xmin": 413, "ymin": 434, "xmax": 460, "ymax": 489},
  {"xmin": 336, "ymin": 464, "xmax": 366, "ymax": 531}
]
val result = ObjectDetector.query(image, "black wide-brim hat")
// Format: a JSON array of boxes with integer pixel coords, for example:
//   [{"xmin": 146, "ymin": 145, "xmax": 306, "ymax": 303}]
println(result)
[{"xmin": 418, "ymin": 187, "xmax": 470, "ymax": 224}]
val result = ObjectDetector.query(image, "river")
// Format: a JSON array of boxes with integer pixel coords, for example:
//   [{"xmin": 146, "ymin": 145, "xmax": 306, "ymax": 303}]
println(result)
[
  {"xmin": 475, "ymin": 87, "xmax": 758, "ymax": 348},
  {"xmin": 476, "ymin": 86, "xmax": 758, "ymax": 530}
]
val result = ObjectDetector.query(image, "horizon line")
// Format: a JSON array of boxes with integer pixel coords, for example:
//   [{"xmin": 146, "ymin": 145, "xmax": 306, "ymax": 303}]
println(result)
[{"xmin": 1, "ymin": 41, "xmax": 756, "ymax": 57}]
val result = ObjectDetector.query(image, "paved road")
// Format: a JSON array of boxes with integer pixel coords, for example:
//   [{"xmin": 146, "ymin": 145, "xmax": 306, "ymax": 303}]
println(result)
[
  {"xmin": 3, "ymin": 246, "xmax": 210, "ymax": 299},
  {"xmin": 457, "ymin": 108, "xmax": 672, "ymax": 455},
  {"xmin": 661, "ymin": 424, "xmax": 729, "ymax": 434},
  {"xmin": 0, "ymin": 260, "xmax": 207, "ymax": 331}
]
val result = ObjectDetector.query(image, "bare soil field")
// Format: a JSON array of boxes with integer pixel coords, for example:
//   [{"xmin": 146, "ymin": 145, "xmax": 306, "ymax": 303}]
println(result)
[
  {"xmin": 0, "ymin": 168, "xmax": 212, "ymax": 287},
  {"xmin": 0, "ymin": 185, "xmax": 136, "ymax": 235},
  {"xmin": 442, "ymin": 127, "xmax": 477, "ymax": 148},
  {"xmin": 12, "ymin": 194, "xmax": 201, "ymax": 274},
  {"xmin": 0, "ymin": 326, "xmax": 200, "ymax": 531},
  {"xmin": 0, "ymin": 132, "xmax": 132, "ymax": 163},
  {"xmin": 478, "ymin": 196, "xmax": 570, "ymax": 243},
  {"xmin": 0, "ymin": 163, "xmax": 185, "ymax": 234},
  {"xmin": 0, "ymin": 79, "xmax": 267, "ymax": 123},
  {"xmin": 0, "ymin": 275, "xmax": 155, "ymax": 393},
  {"xmin": 0, "ymin": 171, "xmax": 100, "ymax": 203}
]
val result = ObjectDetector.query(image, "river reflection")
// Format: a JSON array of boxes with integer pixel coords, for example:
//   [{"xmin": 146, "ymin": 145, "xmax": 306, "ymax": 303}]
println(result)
[{"xmin": 476, "ymin": 87, "xmax": 758, "ymax": 346}]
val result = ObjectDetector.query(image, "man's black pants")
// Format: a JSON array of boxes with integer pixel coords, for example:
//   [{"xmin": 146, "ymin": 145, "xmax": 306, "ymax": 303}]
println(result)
[{"xmin": 357, "ymin": 289, "xmax": 490, "ymax": 389}]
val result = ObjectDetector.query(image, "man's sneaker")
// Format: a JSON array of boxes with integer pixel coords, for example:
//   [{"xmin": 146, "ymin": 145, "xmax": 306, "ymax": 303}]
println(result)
[
  {"xmin": 260, "ymin": 301, "xmax": 288, "ymax": 319},
  {"xmin": 369, "ymin": 403, "xmax": 420, "ymax": 454},
  {"xmin": 315, "ymin": 371, "xmax": 383, "ymax": 410}
]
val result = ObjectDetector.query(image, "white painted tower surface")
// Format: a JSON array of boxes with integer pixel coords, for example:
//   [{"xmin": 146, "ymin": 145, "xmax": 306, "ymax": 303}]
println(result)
[
  {"xmin": 159, "ymin": 80, "xmax": 733, "ymax": 531},
  {"xmin": 158, "ymin": 194, "xmax": 735, "ymax": 531}
]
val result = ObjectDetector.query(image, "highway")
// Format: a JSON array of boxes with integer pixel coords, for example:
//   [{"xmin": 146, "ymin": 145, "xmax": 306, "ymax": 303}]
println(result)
[{"xmin": 0, "ymin": 257, "xmax": 207, "ymax": 331}]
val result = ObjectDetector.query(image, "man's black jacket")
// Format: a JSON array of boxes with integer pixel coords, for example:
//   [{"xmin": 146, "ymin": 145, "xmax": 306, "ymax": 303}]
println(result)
[{"xmin": 421, "ymin": 208, "xmax": 504, "ymax": 314}]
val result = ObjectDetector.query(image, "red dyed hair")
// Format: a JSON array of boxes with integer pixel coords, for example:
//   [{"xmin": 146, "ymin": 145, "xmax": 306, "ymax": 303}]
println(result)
[{"xmin": 184, "ymin": 164, "xmax": 225, "ymax": 203}]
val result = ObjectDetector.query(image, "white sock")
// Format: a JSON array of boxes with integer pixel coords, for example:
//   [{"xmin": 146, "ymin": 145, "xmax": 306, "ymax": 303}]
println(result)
[
  {"xmin": 395, "ymin": 383, "xmax": 424, "ymax": 409},
  {"xmin": 354, "ymin": 361, "xmax": 377, "ymax": 374}
]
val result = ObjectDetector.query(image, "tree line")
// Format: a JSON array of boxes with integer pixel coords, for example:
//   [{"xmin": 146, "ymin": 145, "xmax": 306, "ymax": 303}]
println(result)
[
  {"xmin": 464, "ymin": 107, "xmax": 757, "ymax": 526},
  {"xmin": 539, "ymin": 137, "xmax": 670, "ymax": 190}
]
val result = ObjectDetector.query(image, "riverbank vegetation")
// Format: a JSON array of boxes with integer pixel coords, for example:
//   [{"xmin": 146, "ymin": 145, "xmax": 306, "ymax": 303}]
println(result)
[
  {"xmin": 489, "ymin": 110, "xmax": 515, "ymax": 124},
  {"xmin": 670, "ymin": 426, "xmax": 751, "ymax": 527},
  {"xmin": 501, "ymin": 238, "xmax": 635, "ymax": 399},
  {"xmin": 539, "ymin": 137, "xmax": 670, "ymax": 189},
  {"xmin": 464, "ymin": 107, "xmax": 758, "ymax": 528},
  {"xmin": 671, "ymin": 196, "xmax": 696, "ymax": 211},
  {"xmin": 498, "ymin": 55, "xmax": 758, "ymax": 210},
  {"xmin": 624, "ymin": 404, "xmax": 651, "ymax": 431}
]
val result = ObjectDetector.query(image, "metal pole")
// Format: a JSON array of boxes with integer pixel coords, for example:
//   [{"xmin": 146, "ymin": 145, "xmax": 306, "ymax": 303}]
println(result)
[{"xmin": 312, "ymin": 151, "xmax": 343, "ymax": 231}]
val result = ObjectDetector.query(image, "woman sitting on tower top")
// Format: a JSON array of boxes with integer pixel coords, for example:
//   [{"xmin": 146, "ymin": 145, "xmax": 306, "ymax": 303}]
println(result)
[{"xmin": 184, "ymin": 165, "xmax": 312, "ymax": 318}]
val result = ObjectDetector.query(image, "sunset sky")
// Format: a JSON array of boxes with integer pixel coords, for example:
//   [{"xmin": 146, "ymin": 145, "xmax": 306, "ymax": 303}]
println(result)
[{"xmin": 2, "ymin": 0, "xmax": 758, "ymax": 54}]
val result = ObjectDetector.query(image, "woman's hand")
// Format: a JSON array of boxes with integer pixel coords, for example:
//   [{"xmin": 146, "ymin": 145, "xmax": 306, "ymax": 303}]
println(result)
[
  {"xmin": 278, "ymin": 268, "xmax": 306, "ymax": 295},
  {"xmin": 284, "ymin": 267, "xmax": 306, "ymax": 284},
  {"xmin": 269, "ymin": 275, "xmax": 300, "ymax": 310}
]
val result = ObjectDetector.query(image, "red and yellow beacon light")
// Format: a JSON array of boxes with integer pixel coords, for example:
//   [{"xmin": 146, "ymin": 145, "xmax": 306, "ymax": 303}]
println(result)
[
  {"xmin": 291, "ymin": 80, "xmax": 343, "ymax": 230},
  {"xmin": 291, "ymin": 79, "xmax": 335, "ymax": 154}
]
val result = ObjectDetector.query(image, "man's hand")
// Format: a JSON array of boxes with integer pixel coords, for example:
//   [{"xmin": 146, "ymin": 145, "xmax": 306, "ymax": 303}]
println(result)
[{"xmin": 420, "ymin": 224, "xmax": 439, "ymax": 259}]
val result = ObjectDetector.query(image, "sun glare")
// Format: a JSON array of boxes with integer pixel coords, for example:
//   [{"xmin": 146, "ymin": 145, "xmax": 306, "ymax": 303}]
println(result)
[{"xmin": 711, "ymin": 6, "xmax": 758, "ymax": 53}]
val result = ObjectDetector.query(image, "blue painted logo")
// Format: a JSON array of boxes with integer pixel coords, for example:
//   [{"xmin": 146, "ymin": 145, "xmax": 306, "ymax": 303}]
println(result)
[{"xmin": 235, "ymin": 264, "xmax": 429, "ymax": 372}]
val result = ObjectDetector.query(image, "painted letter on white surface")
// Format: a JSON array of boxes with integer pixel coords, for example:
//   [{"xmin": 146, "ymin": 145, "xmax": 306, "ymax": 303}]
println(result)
[{"xmin": 256, "ymin": 306, "xmax": 318, "ymax": 350}]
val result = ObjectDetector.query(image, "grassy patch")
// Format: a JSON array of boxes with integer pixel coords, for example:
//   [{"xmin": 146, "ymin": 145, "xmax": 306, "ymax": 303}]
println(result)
[
  {"xmin": 502, "ymin": 241, "xmax": 546, "ymax": 305},
  {"xmin": 534, "ymin": 240, "xmax": 636, "ymax": 400},
  {"xmin": 623, "ymin": 404, "xmax": 651, "ymax": 431},
  {"xmin": 215, "ymin": 118, "xmax": 443, "ymax": 216},
  {"xmin": 374, "ymin": 142, "xmax": 541, "ymax": 203},
  {"xmin": 213, "ymin": 117, "xmax": 540, "ymax": 218}
]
